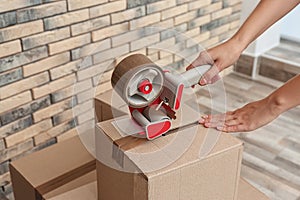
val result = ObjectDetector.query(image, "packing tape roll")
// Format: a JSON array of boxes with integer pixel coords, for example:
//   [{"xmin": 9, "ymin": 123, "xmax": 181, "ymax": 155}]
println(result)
[{"xmin": 111, "ymin": 54, "xmax": 164, "ymax": 108}]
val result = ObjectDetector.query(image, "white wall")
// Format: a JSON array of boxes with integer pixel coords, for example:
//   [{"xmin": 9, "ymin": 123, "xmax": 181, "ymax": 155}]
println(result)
[{"xmin": 280, "ymin": 5, "xmax": 300, "ymax": 42}]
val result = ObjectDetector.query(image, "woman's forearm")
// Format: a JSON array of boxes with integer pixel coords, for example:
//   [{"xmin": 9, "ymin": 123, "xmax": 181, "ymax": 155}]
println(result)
[
  {"xmin": 267, "ymin": 75, "xmax": 300, "ymax": 116},
  {"xmin": 231, "ymin": 0, "xmax": 300, "ymax": 51}
]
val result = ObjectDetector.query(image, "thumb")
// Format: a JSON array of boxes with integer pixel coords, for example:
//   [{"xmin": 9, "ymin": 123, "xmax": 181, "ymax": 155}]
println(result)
[{"xmin": 199, "ymin": 64, "xmax": 220, "ymax": 85}]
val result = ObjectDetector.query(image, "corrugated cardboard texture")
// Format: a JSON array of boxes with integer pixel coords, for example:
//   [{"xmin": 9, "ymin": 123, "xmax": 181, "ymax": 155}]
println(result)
[
  {"xmin": 238, "ymin": 178, "xmax": 269, "ymax": 200},
  {"xmin": 10, "ymin": 136, "xmax": 95, "ymax": 200},
  {"xmin": 96, "ymin": 117, "xmax": 243, "ymax": 200}
]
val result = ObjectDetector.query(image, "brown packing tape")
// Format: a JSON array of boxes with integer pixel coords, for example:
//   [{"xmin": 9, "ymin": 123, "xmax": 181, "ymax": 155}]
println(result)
[
  {"xmin": 47, "ymin": 181, "xmax": 97, "ymax": 200},
  {"xmin": 36, "ymin": 159, "xmax": 96, "ymax": 195},
  {"xmin": 46, "ymin": 181, "xmax": 97, "ymax": 200},
  {"xmin": 112, "ymin": 136, "xmax": 148, "ymax": 168},
  {"xmin": 43, "ymin": 171, "xmax": 97, "ymax": 199}
]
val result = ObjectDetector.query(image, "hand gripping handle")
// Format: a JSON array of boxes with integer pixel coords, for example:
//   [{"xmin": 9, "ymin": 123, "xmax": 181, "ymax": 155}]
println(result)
[{"xmin": 180, "ymin": 65, "xmax": 211, "ymax": 87}]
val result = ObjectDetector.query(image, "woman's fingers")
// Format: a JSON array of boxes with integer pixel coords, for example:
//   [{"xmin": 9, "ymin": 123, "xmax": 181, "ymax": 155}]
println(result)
[
  {"xmin": 199, "ymin": 111, "xmax": 236, "ymax": 124},
  {"xmin": 199, "ymin": 64, "xmax": 220, "ymax": 85},
  {"xmin": 198, "ymin": 110, "xmax": 246, "ymax": 132},
  {"xmin": 216, "ymin": 124, "xmax": 246, "ymax": 132},
  {"xmin": 225, "ymin": 119, "xmax": 240, "ymax": 126}
]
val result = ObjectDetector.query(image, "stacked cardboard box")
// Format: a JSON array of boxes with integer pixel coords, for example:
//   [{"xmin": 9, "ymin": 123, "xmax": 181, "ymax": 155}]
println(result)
[
  {"xmin": 10, "ymin": 136, "xmax": 95, "ymax": 200},
  {"xmin": 96, "ymin": 118, "xmax": 243, "ymax": 199},
  {"xmin": 47, "ymin": 178, "xmax": 269, "ymax": 200},
  {"xmin": 10, "ymin": 90, "xmax": 269, "ymax": 200}
]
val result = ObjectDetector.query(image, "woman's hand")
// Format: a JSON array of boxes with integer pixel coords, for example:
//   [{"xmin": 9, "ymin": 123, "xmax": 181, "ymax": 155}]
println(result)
[
  {"xmin": 186, "ymin": 38, "xmax": 244, "ymax": 85},
  {"xmin": 199, "ymin": 98, "xmax": 281, "ymax": 132},
  {"xmin": 187, "ymin": 0, "xmax": 300, "ymax": 86}
]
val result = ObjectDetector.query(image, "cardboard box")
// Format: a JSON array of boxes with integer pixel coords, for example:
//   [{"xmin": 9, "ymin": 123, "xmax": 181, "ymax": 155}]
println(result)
[
  {"xmin": 238, "ymin": 178, "xmax": 269, "ymax": 200},
  {"xmin": 44, "ymin": 178, "xmax": 268, "ymax": 200},
  {"xmin": 94, "ymin": 90, "xmax": 128, "ymax": 122},
  {"xmin": 10, "ymin": 89, "xmax": 125, "ymax": 200},
  {"xmin": 95, "ymin": 116, "xmax": 244, "ymax": 200},
  {"xmin": 10, "ymin": 136, "xmax": 95, "ymax": 200}
]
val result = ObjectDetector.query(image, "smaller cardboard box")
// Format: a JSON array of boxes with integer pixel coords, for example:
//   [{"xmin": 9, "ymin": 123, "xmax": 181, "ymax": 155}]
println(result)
[
  {"xmin": 10, "ymin": 136, "xmax": 95, "ymax": 200},
  {"xmin": 96, "ymin": 116, "xmax": 244, "ymax": 200},
  {"xmin": 10, "ymin": 89, "xmax": 127, "ymax": 200}
]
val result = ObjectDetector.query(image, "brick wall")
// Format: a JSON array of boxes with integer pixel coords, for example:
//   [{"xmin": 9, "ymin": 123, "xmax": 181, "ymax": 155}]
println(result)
[{"xmin": 0, "ymin": 0, "xmax": 241, "ymax": 198}]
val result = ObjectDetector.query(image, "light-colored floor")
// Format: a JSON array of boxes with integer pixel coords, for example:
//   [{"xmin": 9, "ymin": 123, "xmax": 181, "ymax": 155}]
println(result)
[{"xmin": 194, "ymin": 73, "xmax": 300, "ymax": 200}]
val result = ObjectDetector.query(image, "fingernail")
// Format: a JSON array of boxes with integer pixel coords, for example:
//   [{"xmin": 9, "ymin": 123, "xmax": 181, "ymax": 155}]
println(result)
[
  {"xmin": 216, "ymin": 126, "xmax": 223, "ymax": 130},
  {"xmin": 200, "ymin": 79, "xmax": 206, "ymax": 85},
  {"xmin": 202, "ymin": 115, "xmax": 208, "ymax": 119},
  {"xmin": 198, "ymin": 119, "xmax": 204, "ymax": 123}
]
